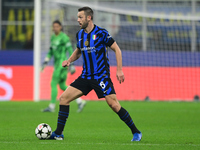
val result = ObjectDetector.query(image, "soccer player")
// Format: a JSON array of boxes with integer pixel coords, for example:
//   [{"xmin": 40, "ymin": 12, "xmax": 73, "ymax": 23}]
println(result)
[
  {"xmin": 41, "ymin": 20, "xmax": 86, "ymax": 113},
  {"xmin": 49, "ymin": 7, "xmax": 142, "ymax": 141}
]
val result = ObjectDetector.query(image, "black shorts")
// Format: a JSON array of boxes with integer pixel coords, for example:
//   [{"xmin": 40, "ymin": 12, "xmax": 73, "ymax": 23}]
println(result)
[{"xmin": 70, "ymin": 76, "xmax": 116, "ymax": 99}]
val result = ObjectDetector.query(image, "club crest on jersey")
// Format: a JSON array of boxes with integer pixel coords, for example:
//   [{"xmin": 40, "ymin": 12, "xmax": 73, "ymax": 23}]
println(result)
[
  {"xmin": 85, "ymin": 40, "xmax": 89, "ymax": 46},
  {"xmin": 92, "ymin": 35, "xmax": 97, "ymax": 40}
]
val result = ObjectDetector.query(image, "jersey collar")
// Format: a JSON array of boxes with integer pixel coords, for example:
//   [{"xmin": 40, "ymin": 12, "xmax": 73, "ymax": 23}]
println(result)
[{"xmin": 84, "ymin": 24, "xmax": 96, "ymax": 34}]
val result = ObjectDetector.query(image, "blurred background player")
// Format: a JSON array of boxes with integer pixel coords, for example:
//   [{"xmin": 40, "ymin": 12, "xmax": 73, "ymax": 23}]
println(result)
[{"xmin": 41, "ymin": 20, "xmax": 86, "ymax": 113}]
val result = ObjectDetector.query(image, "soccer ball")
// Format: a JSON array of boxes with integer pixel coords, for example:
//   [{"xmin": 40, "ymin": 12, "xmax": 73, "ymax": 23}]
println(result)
[{"xmin": 35, "ymin": 123, "xmax": 52, "ymax": 139}]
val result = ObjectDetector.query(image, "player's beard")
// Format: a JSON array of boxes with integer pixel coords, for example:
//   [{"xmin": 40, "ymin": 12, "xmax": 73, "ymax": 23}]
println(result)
[{"xmin": 81, "ymin": 19, "xmax": 89, "ymax": 29}]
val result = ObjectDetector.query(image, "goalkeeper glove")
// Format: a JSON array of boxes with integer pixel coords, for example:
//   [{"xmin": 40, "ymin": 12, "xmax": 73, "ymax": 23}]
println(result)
[
  {"xmin": 69, "ymin": 64, "xmax": 76, "ymax": 75},
  {"xmin": 41, "ymin": 57, "xmax": 49, "ymax": 72}
]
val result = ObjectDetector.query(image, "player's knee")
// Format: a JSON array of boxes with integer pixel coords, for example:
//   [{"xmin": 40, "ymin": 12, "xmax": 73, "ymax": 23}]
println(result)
[
  {"xmin": 59, "ymin": 95, "xmax": 67, "ymax": 103},
  {"xmin": 59, "ymin": 84, "xmax": 67, "ymax": 91},
  {"xmin": 110, "ymin": 103, "xmax": 120, "ymax": 112},
  {"xmin": 59, "ymin": 95, "xmax": 64, "ymax": 102},
  {"xmin": 108, "ymin": 103, "xmax": 115, "ymax": 110},
  {"xmin": 59, "ymin": 95, "xmax": 69, "ymax": 105}
]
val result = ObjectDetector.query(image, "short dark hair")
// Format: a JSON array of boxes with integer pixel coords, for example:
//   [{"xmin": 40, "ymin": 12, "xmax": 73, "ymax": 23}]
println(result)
[
  {"xmin": 53, "ymin": 20, "xmax": 62, "ymax": 26},
  {"xmin": 78, "ymin": 6, "xmax": 93, "ymax": 20}
]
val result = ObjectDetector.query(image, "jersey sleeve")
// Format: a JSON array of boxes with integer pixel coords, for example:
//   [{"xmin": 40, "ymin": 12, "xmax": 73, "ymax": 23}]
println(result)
[
  {"xmin": 65, "ymin": 36, "xmax": 73, "ymax": 57},
  {"xmin": 46, "ymin": 47, "xmax": 53, "ymax": 59},
  {"xmin": 46, "ymin": 36, "xmax": 54, "ymax": 59},
  {"xmin": 76, "ymin": 31, "xmax": 80, "ymax": 49},
  {"xmin": 102, "ymin": 29, "xmax": 115, "ymax": 47}
]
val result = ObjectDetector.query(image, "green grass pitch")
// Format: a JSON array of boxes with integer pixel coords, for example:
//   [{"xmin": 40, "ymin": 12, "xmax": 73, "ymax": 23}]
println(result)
[{"xmin": 0, "ymin": 101, "xmax": 199, "ymax": 150}]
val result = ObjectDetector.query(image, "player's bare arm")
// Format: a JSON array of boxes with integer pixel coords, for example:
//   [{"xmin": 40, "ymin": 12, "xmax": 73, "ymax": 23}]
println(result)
[
  {"xmin": 110, "ymin": 42, "xmax": 125, "ymax": 84},
  {"xmin": 62, "ymin": 48, "xmax": 82, "ymax": 67}
]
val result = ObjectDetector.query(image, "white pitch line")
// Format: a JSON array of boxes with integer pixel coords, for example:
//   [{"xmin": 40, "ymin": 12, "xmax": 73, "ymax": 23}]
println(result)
[{"xmin": 0, "ymin": 141, "xmax": 199, "ymax": 147}]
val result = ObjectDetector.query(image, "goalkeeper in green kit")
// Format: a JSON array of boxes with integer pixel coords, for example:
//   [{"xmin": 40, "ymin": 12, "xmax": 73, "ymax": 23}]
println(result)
[{"xmin": 41, "ymin": 20, "xmax": 86, "ymax": 113}]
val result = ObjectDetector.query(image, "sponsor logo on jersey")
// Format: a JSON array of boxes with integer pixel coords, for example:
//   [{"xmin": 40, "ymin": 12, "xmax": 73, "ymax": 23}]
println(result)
[
  {"xmin": 80, "ymin": 47, "xmax": 96, "ymax": 53},
  {"xmin": 66, "ymin": 42, "xmax": 71, "ymax": 47},
  {"xmin": 54, "ymin": 41, "xmax": 60, "ymax": 45}
]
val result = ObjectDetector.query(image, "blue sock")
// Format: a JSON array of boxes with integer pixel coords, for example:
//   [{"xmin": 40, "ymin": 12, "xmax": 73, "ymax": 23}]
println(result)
[
  {"xmin": 117, "ymin": 107, "xmax": 140, "ymax": 134},
  {"xmin": 55, "ymin": 105, "xmax": 69, "ymax": 135}
]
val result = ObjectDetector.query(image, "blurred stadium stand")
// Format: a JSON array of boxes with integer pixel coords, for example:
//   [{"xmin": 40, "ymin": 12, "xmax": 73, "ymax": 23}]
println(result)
[{"xmin": 0, "ymin": 0, "xmax": 200, "ymax": 101}]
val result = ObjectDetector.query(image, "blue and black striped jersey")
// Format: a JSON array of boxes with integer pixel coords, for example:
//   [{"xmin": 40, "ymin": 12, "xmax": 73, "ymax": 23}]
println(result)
[{"xmin": 76, "ymin": 24, "xmax": 115, "ymax": 79}]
